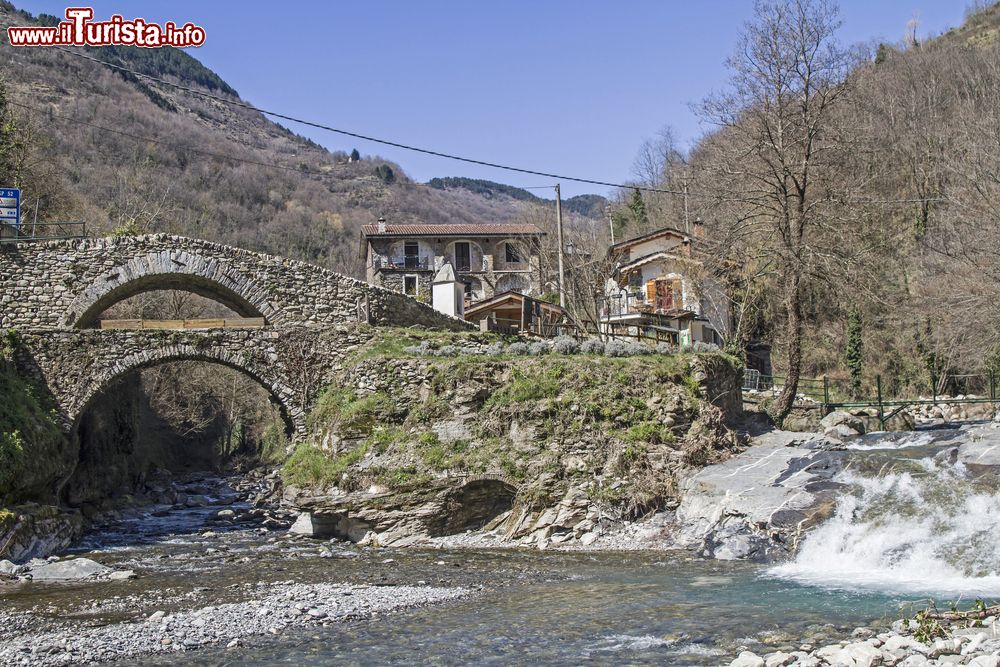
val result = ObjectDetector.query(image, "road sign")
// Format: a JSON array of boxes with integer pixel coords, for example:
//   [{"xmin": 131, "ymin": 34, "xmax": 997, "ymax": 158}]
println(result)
[{"xmin": 0, "ymin": 188, "xmax": 20, "ymax": 228}]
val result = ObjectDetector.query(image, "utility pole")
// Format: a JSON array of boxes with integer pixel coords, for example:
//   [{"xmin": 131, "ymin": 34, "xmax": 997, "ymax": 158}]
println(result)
[
  {"xmin": 606, "ymin": 204, "xmax": 615, "ymax": 245},
  {"xmin": 683, "ymin": 182, "xmax": 690, "ymax": 235},
  {"xmin": 555, "ymin": 183, "xmax": 566, "ymax": 308}
]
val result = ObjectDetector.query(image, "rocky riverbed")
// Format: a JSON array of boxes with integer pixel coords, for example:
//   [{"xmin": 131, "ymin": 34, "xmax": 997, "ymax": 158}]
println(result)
[
  {"xmin": 729, "ymin": 618, "xmax": 1000, "ymax": 667},
  {"xmin": 0, "ymin": 581, "xmax": 469, "ymax": 666}
]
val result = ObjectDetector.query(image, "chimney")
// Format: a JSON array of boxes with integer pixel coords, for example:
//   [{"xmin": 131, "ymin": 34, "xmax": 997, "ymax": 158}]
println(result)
[
  {"xmin": 692, "ymin": 216, "xmax": 705, "ymax": 238},
  {"xmin": 377, "ymin": 216, "xmax": 386, "ymax": 234}
]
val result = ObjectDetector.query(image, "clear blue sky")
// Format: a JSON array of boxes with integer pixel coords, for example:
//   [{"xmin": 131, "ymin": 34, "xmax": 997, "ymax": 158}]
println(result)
[{"xmin": 16, "ymin": 1, "xmax": 969, "ymax": 197}]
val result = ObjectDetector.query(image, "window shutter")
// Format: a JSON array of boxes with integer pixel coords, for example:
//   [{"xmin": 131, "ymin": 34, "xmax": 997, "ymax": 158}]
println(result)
[{"xmin": 645, "ymin": 280, "xmax": 656, "ymax": 303}]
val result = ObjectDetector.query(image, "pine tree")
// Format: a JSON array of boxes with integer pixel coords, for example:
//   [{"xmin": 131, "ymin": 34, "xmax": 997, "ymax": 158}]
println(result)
[
  {"xmin": 846, "ymin": 308, "xmax": 863, "ymax": 398},
  {"xmin": 349, "ymin": 148, "xmax": 360, "ymax": 162},
  {"xmin": 626, "ymin": 188, "xmax": 648, "ymax": 229}
]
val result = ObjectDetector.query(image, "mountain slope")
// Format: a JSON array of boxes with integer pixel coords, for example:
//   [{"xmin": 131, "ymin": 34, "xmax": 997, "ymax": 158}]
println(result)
[{"xmin": 0, "ymin": 2, "xmax": 598, "ymax": 276}]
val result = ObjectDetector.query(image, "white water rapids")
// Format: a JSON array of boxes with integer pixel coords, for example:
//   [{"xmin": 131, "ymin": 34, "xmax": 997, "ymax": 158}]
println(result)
[{"xmin": 769, "ymin": 452, "xmax": 1000, "ymax": 597}]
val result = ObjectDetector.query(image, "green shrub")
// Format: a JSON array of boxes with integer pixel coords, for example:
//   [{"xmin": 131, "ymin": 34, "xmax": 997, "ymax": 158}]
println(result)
[
  {"xmin": 258, "ymin": 419, "xmax": 290, "ymax": 464},
  {"xmin": 366, "ymin": 425, "xmax": 406, "ymax": 454},
  {"xmin": 307, "ymin": 388, "xmax": 399, "ymax": 436},
  {"xmin": 0, "ymin": 358, "xmax": 66, "ymax": 504},
  {"xmin": 485, "ymin": 366, "xmax": 563, "ymax": 408},
  {"xmin": 623, "ymin": 421, "xmax": 675, "ymax": 445},
  {"xmin": 282, "ymin": 442, "xmax": 368, "ymax": 488}
]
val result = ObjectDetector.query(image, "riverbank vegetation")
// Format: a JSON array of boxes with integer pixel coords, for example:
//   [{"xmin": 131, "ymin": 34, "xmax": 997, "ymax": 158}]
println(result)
[
  {"xmin": 285, "ymin": 330, "xmax": 741, "ymax": 518},
  {"xmin": 0, "ymin": 331, "xmax": 67, "ymax": 506},
  {"xmin": 611, "ymin": 1, "xmax": 1000, "ymax": 416}
]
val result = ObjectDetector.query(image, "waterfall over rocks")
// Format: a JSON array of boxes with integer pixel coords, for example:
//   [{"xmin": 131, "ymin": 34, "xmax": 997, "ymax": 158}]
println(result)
[{"xmin": 769, "ymin": 439, "xmax": 1000, "ymax": 596}]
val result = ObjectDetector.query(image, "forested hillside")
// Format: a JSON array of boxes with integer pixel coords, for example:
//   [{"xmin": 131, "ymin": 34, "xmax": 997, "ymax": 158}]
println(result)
[
  {"xmin": 614, "ymin": 1, "xmax": 1000, "ymax": 411},
  {"xmin": 0, "ymin": 2, "xmax": 600, "ymax": 278}
]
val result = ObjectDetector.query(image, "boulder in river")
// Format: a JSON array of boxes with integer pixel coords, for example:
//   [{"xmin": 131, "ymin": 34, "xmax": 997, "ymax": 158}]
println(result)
[
  {"xmin": 819, "ymin": 411, "xmax": 865, "ymax": 440},
  {"xmin": 958, "ymin": 430, "xmax": 1000, "ymax": 471},
  {"xmin": 29, "ymin": 557, "xmax": 111, "ymax": 581}
]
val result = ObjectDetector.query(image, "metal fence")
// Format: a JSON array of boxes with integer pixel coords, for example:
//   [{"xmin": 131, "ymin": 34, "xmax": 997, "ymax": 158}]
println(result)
[
  {"xmin": 0, "ymin": 221, "xmax": 87, "ymax": 243},
  {"xmin": 743, "ymin": 370, "xmax": 1000, "ymax": 428}
]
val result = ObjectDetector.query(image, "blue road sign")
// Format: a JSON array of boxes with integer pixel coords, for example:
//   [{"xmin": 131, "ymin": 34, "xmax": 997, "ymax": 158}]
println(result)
[{"xmin": 0, "ymin": 188, "xmax": 20, "ymax": 228}]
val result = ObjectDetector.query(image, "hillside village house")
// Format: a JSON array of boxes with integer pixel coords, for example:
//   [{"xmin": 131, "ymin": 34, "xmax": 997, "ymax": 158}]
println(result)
[
  {"xmin": 599, "ymin": 227, "xmax": 729, "ymax": 346},
  {"xmin": 361, "ymin": 219, "xmax": 544, "ymax": 304}
]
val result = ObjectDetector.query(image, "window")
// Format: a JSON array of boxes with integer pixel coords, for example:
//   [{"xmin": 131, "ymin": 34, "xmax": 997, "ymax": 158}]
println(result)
[
  {"xmin": 403, "ymin": 275, "xmax": 418, "ymax": 296},
  {"xmin": 404, "ymin": 241, "xmax": 419, "ymax": 269},
  {"xmin": 455, "ymin": 242, "xmax": 471, "ymax": 272},
  {"xmin": 504, "ymin": 242, "xmax": 521, "ymax": 265}
]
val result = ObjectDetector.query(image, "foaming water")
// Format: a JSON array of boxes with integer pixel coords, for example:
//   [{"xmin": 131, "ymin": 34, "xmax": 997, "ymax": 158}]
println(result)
[
  {"xmin": 842, "ymin": 431, "xmax": 938, "ymax": 451},
  {"xmin": 769, "ymin": 455, "xmax": 1000, "ymax": 596}
]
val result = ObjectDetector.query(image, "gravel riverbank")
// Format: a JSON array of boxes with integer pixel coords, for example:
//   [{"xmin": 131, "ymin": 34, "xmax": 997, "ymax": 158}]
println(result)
[
  {"xmin": 728, "ymin": 619, "xmax": 1000, "ymax": 667},
  {"xmin": 0, "ymin": 581, "xmax": 469, "ymax": 666}
]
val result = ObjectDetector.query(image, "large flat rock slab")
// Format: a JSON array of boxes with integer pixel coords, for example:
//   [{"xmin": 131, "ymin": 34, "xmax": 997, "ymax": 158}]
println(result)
[
  {"xmin": 675, "ymin": 431, "xmax": 845, "ymax": 561},
  {"xmin": 958, "ymin": 425, "xmax": 1000, "ymax": 470}
]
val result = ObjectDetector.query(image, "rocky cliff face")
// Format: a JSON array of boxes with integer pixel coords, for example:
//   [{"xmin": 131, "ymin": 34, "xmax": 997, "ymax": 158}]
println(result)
[{"xmin": 282, "ymin": 331, "xmax": 745, "ymax": 548}]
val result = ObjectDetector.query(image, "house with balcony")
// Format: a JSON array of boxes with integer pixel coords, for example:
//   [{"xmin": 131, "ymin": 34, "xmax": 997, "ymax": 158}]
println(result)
[
  {"xmin": 599, "ymin": 226, "xmax": 729, "ymax": 347},
  {"xmin": 360, "ymin": 219, "xmax": 544, "ymax": 303}
]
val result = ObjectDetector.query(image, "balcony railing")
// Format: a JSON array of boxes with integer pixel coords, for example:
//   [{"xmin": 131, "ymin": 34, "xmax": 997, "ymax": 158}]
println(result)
[
  {"xmin": 599, "ymin": 291, "xmax": 684, "ymax": 318},
  {"xmin": 374, "ymin": 255, "xmax": 431, "ymax": 270},
  {"xmin": 599, "ymin": 291, "xmax": 647, "ymax": 318},
  {"xmin": 454, "ymin": 256, "xmax": 489, "ymax": 273},
  {"xmin": 494, "ymin": 260, "xmax": 529, "ymax": 272}
]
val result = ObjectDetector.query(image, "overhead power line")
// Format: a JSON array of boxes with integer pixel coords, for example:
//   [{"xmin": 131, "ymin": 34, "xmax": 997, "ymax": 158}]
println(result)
[
  {"xmin": 53, "ymin": 46, "xmax": 688, "ymax": 196},
  {"xmin": 41, "ymin": 46, "xmax": 954, "ymax": 208}
]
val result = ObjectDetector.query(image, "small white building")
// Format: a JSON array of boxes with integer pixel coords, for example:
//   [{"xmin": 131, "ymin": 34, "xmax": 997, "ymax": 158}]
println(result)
[{"xmin": 432, "ymin": 262, "xmax": 465, "ymax": 318}]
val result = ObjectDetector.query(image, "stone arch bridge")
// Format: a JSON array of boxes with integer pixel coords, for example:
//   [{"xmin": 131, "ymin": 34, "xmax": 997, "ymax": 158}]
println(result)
[{"xmin": 0, "ymin": 234, "xmax": 469, "ymax": 439}]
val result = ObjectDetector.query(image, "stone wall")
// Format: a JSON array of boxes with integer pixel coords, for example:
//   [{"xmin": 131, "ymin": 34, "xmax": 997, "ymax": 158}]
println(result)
[
  {"xmin": 0, "ymin": 234, "xmax": 470, "ymax": 331},
  {"xmin": 15, "ymin": 325, "xmax": 377, "ymax": 437}
]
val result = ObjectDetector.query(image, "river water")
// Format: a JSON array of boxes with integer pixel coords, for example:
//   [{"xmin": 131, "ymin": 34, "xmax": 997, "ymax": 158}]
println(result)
[{"xmin": 5, "ymin": 427, "xmax": 1000, "ymax": 665}]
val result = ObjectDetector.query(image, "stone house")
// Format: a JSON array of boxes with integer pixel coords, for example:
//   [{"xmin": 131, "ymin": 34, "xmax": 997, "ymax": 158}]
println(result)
[
  {"xmin": 599, "ymin": 226, "xmax": 729, "ymax": 346},
  {"xmin": 360, "ymin": 220, "xmax": 545, "ymax": 303}
]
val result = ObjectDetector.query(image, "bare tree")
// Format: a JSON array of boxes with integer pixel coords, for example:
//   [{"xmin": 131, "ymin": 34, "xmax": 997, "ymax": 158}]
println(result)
[{"xmin": 698, "ymin": 0, "xmax": 855, "ymax": 421}]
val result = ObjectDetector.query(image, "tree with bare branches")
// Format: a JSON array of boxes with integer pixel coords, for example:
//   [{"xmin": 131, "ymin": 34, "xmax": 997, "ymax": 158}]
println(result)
[{"xmin": 697, "ymin": 0, "xmax": 855, "ymax": 422}]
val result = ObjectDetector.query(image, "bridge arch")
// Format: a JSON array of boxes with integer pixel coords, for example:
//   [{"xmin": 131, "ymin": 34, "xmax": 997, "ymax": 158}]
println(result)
[
  {"xmin": 63, "ymin": 250, "xmax": 279, "ymax": 328},
  {"xmin": 67, "ymin": 344, "xmax": 305, "ymax": 438}
]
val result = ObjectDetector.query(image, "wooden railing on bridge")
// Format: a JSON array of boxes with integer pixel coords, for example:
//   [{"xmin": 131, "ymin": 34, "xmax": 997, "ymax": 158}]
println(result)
[{"xmin": 99, "ymin": 318, "xmax": 266, "ymax": 331}]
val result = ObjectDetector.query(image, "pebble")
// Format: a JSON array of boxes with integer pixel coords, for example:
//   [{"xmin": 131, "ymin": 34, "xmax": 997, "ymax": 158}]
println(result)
[{"xmin": 0, "ymin": 583, "xmax": 468, "ymax": 666}]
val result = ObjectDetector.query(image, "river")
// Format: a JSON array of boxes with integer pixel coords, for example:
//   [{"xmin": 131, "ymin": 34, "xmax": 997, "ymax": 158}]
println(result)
[{"xmin": 4, "ymin": 426, "xmax": 1000, "ymax": 665}]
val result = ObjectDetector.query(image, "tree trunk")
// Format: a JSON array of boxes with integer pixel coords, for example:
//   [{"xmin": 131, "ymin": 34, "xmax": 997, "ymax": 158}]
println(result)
[{"xmin": 773, "ymin": 270, "xmax": 803, "ymax": 423}]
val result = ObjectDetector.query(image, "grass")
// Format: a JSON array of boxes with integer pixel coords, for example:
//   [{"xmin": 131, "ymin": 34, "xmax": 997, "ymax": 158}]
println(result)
[
  {"xmin": 407, "ymin": 394, "xmax": 449, "ymax": 424},
  {"xmin": 371, "ymin": 465, "xmax": 434, "ymax": 488},
  {"xmin": 416, "ymin": 432, "xmax": 469, "ymax": 470},
  {"xmin": 365, "ymin": 425, "xmax": 407, "ymax": 454},
  {"xmin": 307, "ymin": 388, "xmax": 400, "ymax": 436},
  {"xmin": 282, "ymin": 442, "xmax": 369, "ymax": 488},
  {"xmin": 483, "ymin": 365, "xmax": 564, "ymax": 409},
  {"xmin": 622, "ymin": 421, "xmax": 676, "ymax": 446}
]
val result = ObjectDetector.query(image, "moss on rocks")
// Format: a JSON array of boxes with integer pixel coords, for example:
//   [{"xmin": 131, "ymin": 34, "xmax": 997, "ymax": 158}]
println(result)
[
  {"xmin": 0, "ymin": 333, "xmax": 71, "ymax": 505},
  {"xmin": 287, "ymin": 345, "xmax": 744, "ymax": 527}
]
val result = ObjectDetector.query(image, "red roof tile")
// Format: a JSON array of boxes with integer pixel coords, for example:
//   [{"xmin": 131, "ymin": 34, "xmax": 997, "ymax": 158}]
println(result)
[{"xmin": 361, "ymin": 223, "xmax": 544, "ymax": 237}]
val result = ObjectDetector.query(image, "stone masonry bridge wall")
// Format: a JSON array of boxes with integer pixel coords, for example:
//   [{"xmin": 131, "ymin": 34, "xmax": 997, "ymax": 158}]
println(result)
[
  {"xmin": 14, "ymin": 325, "xmax": 377, "ymax": 438},
  {"xmin": 0, "ymin": 234, "xmax": 470, "ymax": 331},
  {"xmin": 0, "ymin": 234, "xmax": 471, "ymax": 441}
]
